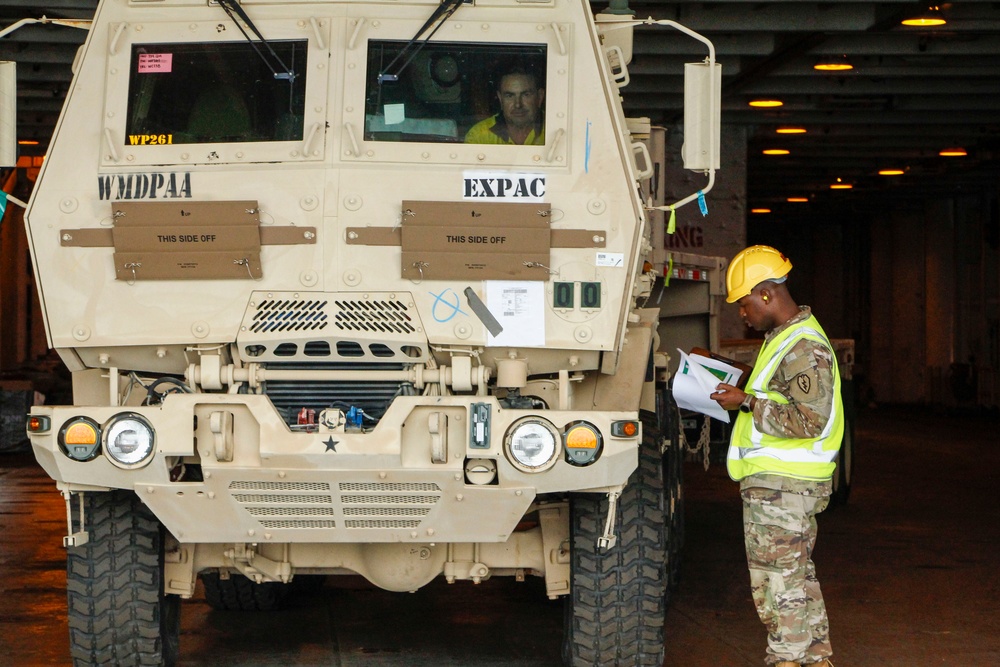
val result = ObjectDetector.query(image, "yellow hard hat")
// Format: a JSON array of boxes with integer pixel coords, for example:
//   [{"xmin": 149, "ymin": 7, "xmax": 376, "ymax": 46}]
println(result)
[{"xmin": 725, "ymin": 245, "xmax": 792, "ymax": 303}]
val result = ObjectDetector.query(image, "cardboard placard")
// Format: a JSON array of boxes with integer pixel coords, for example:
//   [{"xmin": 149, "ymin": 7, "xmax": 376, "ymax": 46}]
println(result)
[
  {"xmin": 111, "ymin": 201, "xmax": 262, "ymax": 280},
  {"xmin": 114, "ymin": 251, "xmax": 262, "ymax": 282},
  {"xmin": 400, "ymin": 200, "xmax": 551, "ymax": 281}
]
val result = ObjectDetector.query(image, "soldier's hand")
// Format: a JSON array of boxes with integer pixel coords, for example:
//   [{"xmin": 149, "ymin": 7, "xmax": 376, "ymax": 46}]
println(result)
[{"xmin": 712, "ymin": 383, "xmax": 746, "ymax": 411}]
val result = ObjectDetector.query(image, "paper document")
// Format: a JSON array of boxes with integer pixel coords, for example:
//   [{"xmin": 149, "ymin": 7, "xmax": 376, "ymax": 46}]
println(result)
[
  {"xmin": 672, "ymin": 349, "xmax": 745, "ymax": 423},
  {"xmin": 485, "ymin": 281, "xmax": 545, "ymax": 347}
]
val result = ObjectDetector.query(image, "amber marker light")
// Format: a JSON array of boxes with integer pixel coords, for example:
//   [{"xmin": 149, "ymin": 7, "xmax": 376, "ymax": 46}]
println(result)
[
  {"xmin": 749, "ymin": 99, "xmax": 783, "ymax": 108},
  {"xmin": 879, "ymin": 169, "xmax": 905, "ymax": 176},
  {"xmin": 787, "ymin": 197, "xmax": 809, "ymax": 203},
  {"xmin": 610, "ymin": 420, "xmax": 639, "ymax": 438},
  {"xmin": 763, "ymin": 149, "xmax": 790, "ymax": 155},
  {"xmin": 58, "ymin": 417, "xmax": 102, "ymax": 462},
  {"xmin": 751, "ymin": 208, "xmax": 772, "ymax": 214},
  {"xmin": 776, "ymin": 127, "xmax": 807, "ymax": 134},
  {"xmin": 566, "ymin": 421, "xmax": 605, "ymax": 467},
  {"xmin": 27, "ymin": 415, "xmax": 51, "ymax": 433},
  {"xmin": 939, "ymin": 148, "xmax": 967, "ymax": 157}
]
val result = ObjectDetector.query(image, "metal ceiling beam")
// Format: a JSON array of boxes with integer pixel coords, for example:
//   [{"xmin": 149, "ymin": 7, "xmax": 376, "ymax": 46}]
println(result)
[
  {"xmin": 624, "ymin": 75, "xmax": 1000, "ymax": 95},
  {"xmin": 0, "ymin": 43, "xmax": 78, "ymax": 63},
  {"xmin": 632, "ymin": 33, "xmax": 776, "ymax": 55},
  {"xmin": 0, "ymin": 24, "xmax": 89, "ymax": 43},
  {"xmin": 815, "ymin": 32, "xmax": 1000, "ymax": 54},
  {"xmin": 632, "ymin": 4, "xmax": 879, "ymax": 31}
]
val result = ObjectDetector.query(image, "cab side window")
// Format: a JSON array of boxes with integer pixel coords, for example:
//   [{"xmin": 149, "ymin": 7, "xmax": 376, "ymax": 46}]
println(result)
[
  {"xmin": 125, "ymin": 41, "xmax": 307, "ymax": 145},
  {"xmin": 364, "ymin": 41, "xmax": 546, "ymax": 145}
]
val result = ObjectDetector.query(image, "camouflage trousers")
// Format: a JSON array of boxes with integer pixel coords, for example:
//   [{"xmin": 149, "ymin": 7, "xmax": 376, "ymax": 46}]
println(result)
[{"xmin": 742, "ymin": 487, "xmax": 832, "ymax": 665}]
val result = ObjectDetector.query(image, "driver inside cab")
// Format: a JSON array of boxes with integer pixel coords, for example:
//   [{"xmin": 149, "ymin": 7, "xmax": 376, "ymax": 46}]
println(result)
[{"xmin": 465, "ymin": 68, "xmax": 545, "ymax": 146}]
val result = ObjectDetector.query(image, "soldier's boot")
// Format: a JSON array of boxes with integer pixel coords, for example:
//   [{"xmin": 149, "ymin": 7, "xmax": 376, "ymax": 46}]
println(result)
[
  {"xmin": 810, "ymin": 661, "xmax": 834, "ymax": 667},
  {"xmin": 774, "ymin": 662, "xmax": 800, "ymax": 667}
]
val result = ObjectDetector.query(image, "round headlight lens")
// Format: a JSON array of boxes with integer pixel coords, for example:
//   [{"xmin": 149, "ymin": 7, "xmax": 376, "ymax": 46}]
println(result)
[
  {"xmin": 104, "ymin": 414, "xmax": 155, "ymax": 468},
  {"xmin": 504, "ymin": 418, "xmax": 560, "ymax": 473}
]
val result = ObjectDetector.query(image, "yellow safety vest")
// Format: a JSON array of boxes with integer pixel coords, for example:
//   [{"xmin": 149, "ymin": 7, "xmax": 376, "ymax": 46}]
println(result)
[{"xmin": 727, "ymin": 314, "xmax": 844, "ymax": 481}]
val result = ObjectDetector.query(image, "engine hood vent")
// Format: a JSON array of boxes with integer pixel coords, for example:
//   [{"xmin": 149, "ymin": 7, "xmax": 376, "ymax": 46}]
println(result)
[{"xmin": 238, "ymin": 292, "xmax": 428, "ymax": 363}]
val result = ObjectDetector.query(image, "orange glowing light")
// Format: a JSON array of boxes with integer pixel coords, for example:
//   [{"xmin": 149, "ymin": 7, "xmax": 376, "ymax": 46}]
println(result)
[{"xmin": 749, "ymin": 99, "xmax": 784, "ymax": 108}]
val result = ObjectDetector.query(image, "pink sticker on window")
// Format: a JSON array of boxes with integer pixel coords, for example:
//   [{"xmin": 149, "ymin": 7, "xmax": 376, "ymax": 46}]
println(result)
[{"xmin": 137, "ymin": 53, "xmax": 173, "ymax": 73}]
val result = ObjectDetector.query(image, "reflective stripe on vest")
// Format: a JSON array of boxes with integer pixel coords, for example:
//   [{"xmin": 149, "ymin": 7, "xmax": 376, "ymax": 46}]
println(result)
[{"xmin": 727, "ymin": 316, "xmax": 844, "ymax": 481}]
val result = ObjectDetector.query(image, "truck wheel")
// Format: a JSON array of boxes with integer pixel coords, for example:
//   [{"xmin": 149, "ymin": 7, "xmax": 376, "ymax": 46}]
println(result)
[
  {"xmin": 201, "ymin": 572, "xmax": 288, "ymax": 611},
  {"xmin": 659, "ymin": 390, "xmax": 684, "ymax": 593},
  {"xmin": 67, "ymin": 490, "xmax": 179, "ymax": 667},
  {"xmin": 563, "ymin": 425, "xmax": 667, "ymax": 667},
  {"xmin": 663, "ymin": 426, "xmax": 685, "ymax": 592}
]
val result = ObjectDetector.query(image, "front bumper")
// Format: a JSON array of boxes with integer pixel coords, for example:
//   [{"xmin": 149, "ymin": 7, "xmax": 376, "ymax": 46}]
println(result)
[{"xmin": 29, "ymin": 393, "xmax": 639, "ymax": 544}]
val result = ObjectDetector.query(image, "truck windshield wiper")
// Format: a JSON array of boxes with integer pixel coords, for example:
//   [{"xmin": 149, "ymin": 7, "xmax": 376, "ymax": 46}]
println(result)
[
  {"xmin": 216, "ymin": 0, "xmax": 296, "ymax": 82},
  {"xmin": 377, "ymin": 0, "xmax": 465, "ymax": 84}
]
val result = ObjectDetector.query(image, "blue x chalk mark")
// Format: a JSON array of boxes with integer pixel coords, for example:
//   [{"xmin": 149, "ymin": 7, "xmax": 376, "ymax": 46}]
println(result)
[{"xmin": 430, "ymin": 288, "xmax": 468, "ymax": 323}]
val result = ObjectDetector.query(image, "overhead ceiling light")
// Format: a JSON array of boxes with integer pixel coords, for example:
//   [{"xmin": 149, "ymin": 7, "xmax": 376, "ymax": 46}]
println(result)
[
  {"xmin": 751, "ymin": 208, "xmax": 772, "ymax": 214},
  {"xmin": 762, "ymin": 149, "xmax": 790, "ymax": 155},
  {"xmin": 749, "ymin": 99, "xmax": 784, "ymax": 108},
  {"xmin": 814, "ymin": 55, "xmax": 854, "ymax": 71},
  {"xmin": 776, "ymin": 127, "xmax": 807, "ymax": 134},
  {"xmin": 17, "ymin": 139, "xmax": 39, "ymax": 146},
  {"xmin": 787, "ymin": 197, "xmax": 809, "ymax": 203},
  {"xmin": 901, "ymin": 4, "xmax": 946, "ymax": 26},
  {"xmin": 879, "ymin": 169, "xmax": 905, "ymax": 176},
  {"xmin": 939, "ymin": 147, "xmax": 967, "ymax": 156},
  {"xmin": 830, "ymin": 177, "xmax": 853, "ymax": 190}
]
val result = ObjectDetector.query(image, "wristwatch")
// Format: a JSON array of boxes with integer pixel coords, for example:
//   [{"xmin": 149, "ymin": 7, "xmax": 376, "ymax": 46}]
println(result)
[{"xmin": 739, "ymin": 394, "xmax": 755, "ymax": 414}]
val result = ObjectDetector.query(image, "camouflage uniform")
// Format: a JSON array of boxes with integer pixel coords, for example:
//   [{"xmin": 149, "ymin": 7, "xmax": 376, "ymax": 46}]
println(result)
[{"xmin": 741, "ymin": 307, "xmax": 836, "ymax": 665}]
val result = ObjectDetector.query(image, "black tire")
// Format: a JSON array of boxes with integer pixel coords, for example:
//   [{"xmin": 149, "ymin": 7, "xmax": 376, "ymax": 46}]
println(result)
[
  {"xmin": 563, "ymin": 424, "xmax": 668, "ymax": 667},
  {"xmin": 67, "ymin": 490, "xmax": 180, "ymax": 667},
  {"xmin": 200, "ymin": 571, "xmax": 289, "ymax": 611},
  {"xmin": 663, "ymin": 425, "xmax": 685, "ymax": 592},
  {"xmin": 658, "ymin": 390, "xmax": 685, "ymax": 592}
]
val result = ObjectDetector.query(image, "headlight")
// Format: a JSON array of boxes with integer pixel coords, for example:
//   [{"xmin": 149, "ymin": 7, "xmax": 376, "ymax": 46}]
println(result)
[
  {"xmin": 103, "ymin": 413, "xmax": 156, "ymax": 468},
  {"xmin": 58, "ymin": 417, "xmax": 101, "ymax": 461},
  {"xmin": 564, "ymin": 421, "xmax": 603, "ymax": 466},
  {"xmin": 503, "ymin": 417, "xmax": 560, "ymax": 473}
]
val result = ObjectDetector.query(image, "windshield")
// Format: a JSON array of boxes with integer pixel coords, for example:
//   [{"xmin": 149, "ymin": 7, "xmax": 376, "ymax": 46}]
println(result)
[
  {"xmin": 125, "ymin": 40, "xmax": 307, "ymax": 145},
  {"xmin": 365, "ymin": 40, "xmax": 547, "ymax": 145}
]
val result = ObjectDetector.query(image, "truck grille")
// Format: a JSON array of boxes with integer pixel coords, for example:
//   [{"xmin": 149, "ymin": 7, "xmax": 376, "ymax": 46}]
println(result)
[
  {"xmin": 238, "ymin": 292, "xmax": 428, "ymax": 363},
  {"xmin": 228, "ymin": 481, "xmax": 442, "ymax": 530},
  {"xmin": 249, "ymin": 299, "xmax": 330, "ymax": 333},
  {"xmin": 262, "ymin": 362, "xmax": 408, "ymax": 427}
]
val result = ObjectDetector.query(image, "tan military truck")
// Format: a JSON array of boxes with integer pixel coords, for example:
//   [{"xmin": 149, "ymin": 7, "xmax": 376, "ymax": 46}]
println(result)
[{"xmin": 18, "ymin": 0, "xmax": 720, "ymax": 664}]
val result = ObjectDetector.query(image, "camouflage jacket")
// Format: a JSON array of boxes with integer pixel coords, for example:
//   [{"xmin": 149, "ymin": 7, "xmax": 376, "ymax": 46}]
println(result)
[
  {"xmin": 751, "ymin": 307, "xmax": 837, "ymax": 439},
  {"xmin": 743, "ymin": 306, "xmax": 837, "ymax": 494}
]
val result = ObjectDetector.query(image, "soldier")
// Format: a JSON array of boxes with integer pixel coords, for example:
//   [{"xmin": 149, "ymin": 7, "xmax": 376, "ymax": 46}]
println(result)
[{"xmin": 711, "ymin": 245, "xmax": 842, "ymax": 667}]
